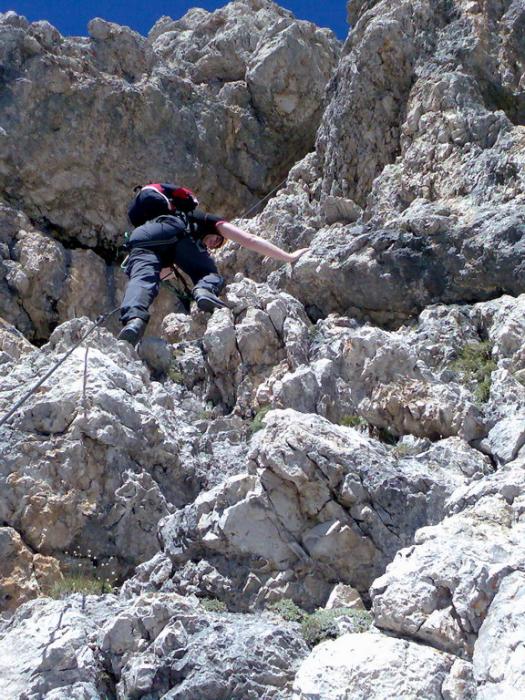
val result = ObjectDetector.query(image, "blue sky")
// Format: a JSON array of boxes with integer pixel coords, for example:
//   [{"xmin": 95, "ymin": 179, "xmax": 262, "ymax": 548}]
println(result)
[{"xmin": 2, "ymin": 1, "xmax": 350, "ymax": 40}]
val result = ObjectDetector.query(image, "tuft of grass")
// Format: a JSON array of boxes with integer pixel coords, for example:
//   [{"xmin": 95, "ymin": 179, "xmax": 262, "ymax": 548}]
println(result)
[
  {"xmin": 197, "ymin": 409, "xmax": 214, "ymax": 420},
  {"xmin": 49, "ymin": 574, "xmax": 113, "ymax": 599},
  {"xmin": 268, "ymin": 598, "xmax": 372, "ymax": 647},
  {"xmin": 268, "ymin": 598, "xmax": 304, "ymax": 623},
  {"xmin": 392, "ymin": 443, "xmax": 411, "ymax": 458},
  {"xmin": 339, "ymin": 415, "xmax": 368, "ymax": 429},
  {"xmin": 450, "ymin": 341, "xmax": 496, "ymax": 404},
  {"xmin": 167, "ymin": 362, "xmax": 184, "ymax": 384},
  {"xmin": 514, "ymin": 370, "xmax": 525, "ymax": 387},
  {"xmin": 301, "ymin": 607, "xmax": 372, "ymax": 647},
  {"xmin": 249, "ymin": 406, "xmax": 272, "ymax": 434},
  {"xmin": 200, "ymin": 597, "xmax": 227, "ymax": 612}
]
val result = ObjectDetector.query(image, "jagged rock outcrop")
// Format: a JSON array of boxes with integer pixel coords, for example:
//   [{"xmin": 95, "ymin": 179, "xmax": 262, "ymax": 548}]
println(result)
[
  {"xmin": 123, "ymin": 409, "xmax": 491, "ymax": 609},
  {"xmin": 0, "ymin": 594, "xmax": 308, "ymax": 699},
  {"xmin": 0, "ymin": 1, "xmax": 338, "ymax": 341},
  {"xmin": 473, "ymin": 570, "xmax": 525, "ymax": 698},
  {"xmin": 2, "ymin": 0, "xmax": 525, "ymax": 697},
  {"xmin": 0, "ymin": 527, "xmax": 62, "ymax": 613},
  {"xmin": 0, "ymin": 202, "xmax": 182, "ymax": 342},
  {"xmin": 166, "ymin": 281, "xmax": 525, "ymax": 461},
  {"xmin": 0, "ymin": 318, "xmax": 208, "ymax": 578},
  {"xmin": 221, "ymin": 0, "xmax": 525, "ymax": 322},
  {"xmin": 371, "ymin": 457, "xmax": 525, "ymax": 658},
  {"xmin": 164, "ymin": 277, "xmax": 311, "ymax": 413},
  {"xmin": 0, "ymin": 3, "xmax": 339, "ymax": 245}
]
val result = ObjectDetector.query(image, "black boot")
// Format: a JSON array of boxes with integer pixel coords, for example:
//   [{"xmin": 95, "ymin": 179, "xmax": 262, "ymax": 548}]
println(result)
[
  {"xmin": 118, "ymin": 318, "xmax": 147, "ymax": 345},
  {"xmin": 193, "ymin": 287, "xmax": 228, "ymax": 312}
]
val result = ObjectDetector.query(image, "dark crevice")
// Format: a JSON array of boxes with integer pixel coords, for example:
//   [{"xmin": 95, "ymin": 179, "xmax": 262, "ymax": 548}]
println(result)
[
  {"xmin": 480, "ymin": 81, "xmax": 525, "ymax": 127},
  {"xmin": 31, "ymin": 214, "xmax": 121, "ymax": 265}
]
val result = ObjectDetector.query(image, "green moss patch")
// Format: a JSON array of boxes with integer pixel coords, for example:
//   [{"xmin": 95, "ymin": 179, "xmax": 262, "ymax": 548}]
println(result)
[{"xmin": 268, "ymin": 598, "xmax": 372, "ymax": 647}]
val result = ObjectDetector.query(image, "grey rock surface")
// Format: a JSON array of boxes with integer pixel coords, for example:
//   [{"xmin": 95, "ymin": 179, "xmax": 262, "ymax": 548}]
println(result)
[
  {"xmin": 2, "ymin": 0, "xmax": 525, "ymax": 697},
  {"xmin": 473, "ymin": 570, "xmax": 525, "ymax": 699},
  {"xmin": 226, "ymin": 0, "xmax": 525, "ymax": 320},
  {"xmin": 0, "ymin": 0, "xmax": 339, "ymax": 342},
  {"xmin": 0, "ymin": 318, "xmax": 206, "ymax": 573},
  {"xmin": 371, "ymin": 457, "xmax": 525, "ymax": 658},
  {"xmin": 0, "ymin": 593, "xmax": 307, "ymax": 700},
  {"xmin": 0, "ymin": 3, "xmax": 339, "ymax": 245},
  {"xmin": 125, "ymin": 409, "xmax": 490, "ymax": 609},
  {"xmin": 0, "ymin": 595, "xmax": 121, "ymax": 700},
  {"xmin": 0, "ymin": 526, "xmax": 63, "ymax": 613},
  {"xmin": 292, "ymin": 631, "xmax": 473, "ymax": 700}
]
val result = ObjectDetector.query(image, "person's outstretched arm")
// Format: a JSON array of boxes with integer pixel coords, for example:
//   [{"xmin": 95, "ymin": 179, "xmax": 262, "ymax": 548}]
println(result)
[{"xmin": 216, "ymin": 221, "xmax": 308, "ymax": 263}]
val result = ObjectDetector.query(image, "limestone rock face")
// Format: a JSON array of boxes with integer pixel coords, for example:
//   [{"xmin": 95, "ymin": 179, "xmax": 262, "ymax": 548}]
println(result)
[
  {"xmin": 473, "ymin": 571, "xmax": 525, "ymax": 699},
  {"xmin": 170, "ymin": 285, "xmax": 525, "ymax": 463},
  {"xmin": 0, "ymin": 3, "xmax": 339, "ymax": 247},
  {"xmin": 124, "ymin": 409, "xmax": 490, "ymax": 609},
  {"xmin": 2, "ymin": 0, "xmax": 525, "ymax": 697},
  {"xmin": 0, "ymin": 527, "xmax": 63, "ymax": 612},
  {"xmin": 0, "ymin": 596, "xmax": 120, "ymax": 700},
  {"xmin": 101, "ymin": 594, "xmax": 308, "ymax": 699},
  {"xmin": 0, "ymin": 594, "xmax": 308, "ymax": 700},
  {"xmin": 0, "ymin": 203, "xmax": 191, "ymax": 343},
  {"xmin": 166, "ymin": 277, "xmax": 310, "ymax": 414},
  {"xmin": 0, "ymin": 0, "xmax": 338, "ymax": 342},
  {"xmin": 371, "ymin": 457, "xmax": 525, "ymax": 658},
  {"xmin": 0, "ymin": 316, "xmax": 34, "ymax": 362},
  {"xmin": 0, "ymin": 318, "xmax": 207, "ymax": 575},
  {"xmin": 223, "ymin": 0, "xmax": 525, "ymax": 320},
  {"xmin": 292, "ymin": 631, "xmax": 473, "ymax": 700}
]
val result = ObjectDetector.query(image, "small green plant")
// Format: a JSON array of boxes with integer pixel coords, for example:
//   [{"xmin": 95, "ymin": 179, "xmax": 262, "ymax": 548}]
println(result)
[
  {"xmin": 196, "ymin": 409, "xmax": 214, "ymax": 420},
  {"xmin": 200, "ymin": 597, "xmax": 228, "ymax": 612},
  {"xmin": 167, "ymin": 362, "xmax": 184, "ymax": 384},
  {"xmin": 339, "ymin": 414, "xmax": 368, "ymax": 429},
  {"xmin": 49, "ymin": 547, "xmax": 118, "ymax": 603},
  {"xmin": 268, "ymin": 598, "xmax": 372, "ymax": 647},
  {"xmin": 367, "ymin": 425, "xmax": 399, "ymax": 446},
  {"xmin": 514, "ymin": 370, "xmax": 525, "ymax": 387},
  {"xmin": 308, "ymin": 325, "xmax": 322, "ymax": 341},
  {"xmin": 249, "ymin": 406, "xmax": 272, "ymax": 434},
  {"xmin": 300, "ymin": 608, "xmax": 372, "ymax": 647},
  {"xmin": 49, "ymin": 574, "xmax": 113, "ymax": 599},
  {"xmin": 392, "ymin": 443, "xmax": 412, "ymax": 458},
  {"xmin": 450, "ymin": 341, "xmax": 496, "ymax": 404},
  {"xmin": 268, "ymin": 598, "xmax": 304, "ymax": 623}
]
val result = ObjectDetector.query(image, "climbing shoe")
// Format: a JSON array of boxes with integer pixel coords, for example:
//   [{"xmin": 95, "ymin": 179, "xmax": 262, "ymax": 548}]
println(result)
[
  {"xmin": 118, "ymin": 318, "xmax": 146, "ymax": 345},
  {"xmin": 193, "ymin": 288, "xmax": 228, "ymax": 312}
]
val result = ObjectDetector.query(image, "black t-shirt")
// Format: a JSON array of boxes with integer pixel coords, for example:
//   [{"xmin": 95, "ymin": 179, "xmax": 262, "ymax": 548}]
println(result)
[{"xmin": 187, "ymin": 210, "xmax": 226, "ymax": 240}]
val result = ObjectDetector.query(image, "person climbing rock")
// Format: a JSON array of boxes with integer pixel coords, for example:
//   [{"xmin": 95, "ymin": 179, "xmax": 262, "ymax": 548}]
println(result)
[{"xmin": 118, "ymin": 183, "xmax": 308, "ymax": 345}]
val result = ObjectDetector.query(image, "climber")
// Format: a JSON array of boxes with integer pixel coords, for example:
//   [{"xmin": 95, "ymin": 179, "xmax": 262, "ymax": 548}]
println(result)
[{"xmin": 118, "ymin": 183, "xmax": 308, "ymax": 345}]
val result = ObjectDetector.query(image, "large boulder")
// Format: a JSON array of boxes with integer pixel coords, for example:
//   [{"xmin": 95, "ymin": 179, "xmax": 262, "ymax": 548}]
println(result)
[
  {"xmin": 371, "ymin": 457, "xmax": 525, "ymax": 659},
  {"xmin": 124, "ymin": 409, "xmax": 490, "ymax": 609},
  {"xmin": 292, "ymin": 631, "xmax": 474, "ymax": 700}
]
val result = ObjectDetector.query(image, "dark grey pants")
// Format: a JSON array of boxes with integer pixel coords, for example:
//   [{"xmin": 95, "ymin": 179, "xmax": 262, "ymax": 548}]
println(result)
[{"xmin": 120, "ymin": 218, "xmax": 224, "ymax": 324}]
